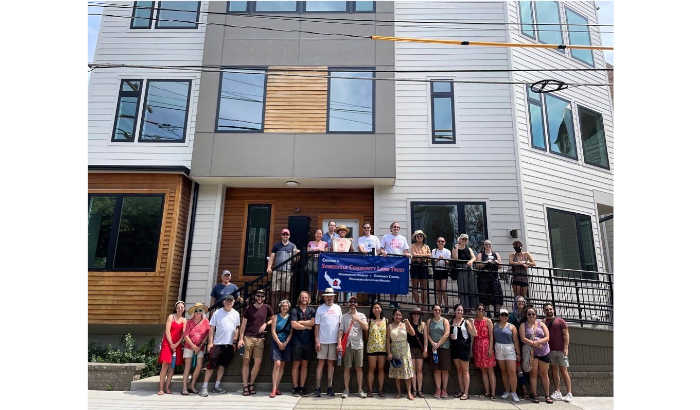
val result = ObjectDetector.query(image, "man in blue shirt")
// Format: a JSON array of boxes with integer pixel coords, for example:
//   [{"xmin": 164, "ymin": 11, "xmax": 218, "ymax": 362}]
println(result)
[
  {"xmin": 321, "ymin": 220, "xmax": 339, "ymax": 247},
  {"xmin": 290, "ymin": 291, "xmax": 317, "ymax": 397},
  {"xmin": 210, "ymin": 270, "xmax": 243, "ymax": 314}
]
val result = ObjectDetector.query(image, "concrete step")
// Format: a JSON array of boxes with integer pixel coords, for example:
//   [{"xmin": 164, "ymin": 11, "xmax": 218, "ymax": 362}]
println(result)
[{"xmin": 131, "ymin": 375, "xmax": 294, "ymax": 393}]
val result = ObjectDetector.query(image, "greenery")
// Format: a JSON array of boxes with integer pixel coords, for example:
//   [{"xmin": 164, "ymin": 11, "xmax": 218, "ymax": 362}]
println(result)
[{"xmin": 89, "ymin": 334, "xmax": 160, "ymax": 378}]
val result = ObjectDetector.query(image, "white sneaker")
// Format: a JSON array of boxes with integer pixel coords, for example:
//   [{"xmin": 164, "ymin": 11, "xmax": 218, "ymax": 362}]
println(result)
[
  {"xmin": 501, "ymin": 391, "xmax": 510, "ymax": 399},
  {"xmin": 564, "ymin": 393, "xmax": 573, "ymax": 402},
  {"xmin": 511, "ymin": 392, "xmax": 520, "ymax": 402},
  {"xmin": 551, "ymin": 390, "xmax": 562, "ymax": 400}
]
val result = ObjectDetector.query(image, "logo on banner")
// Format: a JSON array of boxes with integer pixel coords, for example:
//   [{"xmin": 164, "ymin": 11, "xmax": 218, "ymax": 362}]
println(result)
[{"xmin": 324, "ymin": 272, "xmax": 342, "ymax": 290}]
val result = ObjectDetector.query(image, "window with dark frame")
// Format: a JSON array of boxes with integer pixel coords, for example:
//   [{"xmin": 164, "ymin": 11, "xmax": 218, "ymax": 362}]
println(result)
[
  {"xmin": 547, "ymin": 208, "xmax": 597, "ymax": 278},
  {"xmin": 227, "ymin": 1, "xmax": 375, "ymax": 14},
  {"xmin": 243, "ymin": 204, "xmax": 272, "ymax": 275},
  {"xmin": 526, "ymin": 87, "xmax": 577, "ymax": 159},
  {"xmin": 88, "ymin": 194, "xmax": 165, "ymax": 271},
  {"xmin": 430, "ymin": 81, "xmax": 456, "ymax": 144},
  {"xmin": 155, "ymin": 1, "xmax": 200, "ymax": 29},
  {"xmin": 216, "ymin": 69, "xmax": 267, "ymax": 132},
  {"xmin": 130, "ymin": 1, "xmax": 155, "ymax": 29},
  {"xmin": 578, "ymin": 106, "xmax": 610, "ymax": 169},
  {"xmin": 411, "ymin": 202, "xmax": 488, "ymax": 253},
  {"xmin": 112, "ymin": 80, "xmax": 142, "ymax": 142},
  {"xmin": 565, "ymin": 7, "xmax": 594, "ymax": 66},
  {"xmin": 327, "ymin": 70, "xmax": 374, "ymax": 133}
]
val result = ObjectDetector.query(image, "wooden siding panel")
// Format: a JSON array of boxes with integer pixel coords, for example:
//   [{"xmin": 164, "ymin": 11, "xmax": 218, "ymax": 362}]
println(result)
[{"xmin": 264, "ymin": 66, "xmax": 328, "ymax": 133}]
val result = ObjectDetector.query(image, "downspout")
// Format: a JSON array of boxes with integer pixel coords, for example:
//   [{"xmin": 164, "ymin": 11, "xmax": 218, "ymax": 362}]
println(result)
[{"xmin": 180, "ymin": 181, "xmax": 200, "ymax": 303}]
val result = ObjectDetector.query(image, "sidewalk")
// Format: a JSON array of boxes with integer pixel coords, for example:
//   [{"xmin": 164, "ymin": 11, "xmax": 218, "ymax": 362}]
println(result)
[{"xmin": 88, "ymin": 390, "xmax": 613, "ymax": 410}]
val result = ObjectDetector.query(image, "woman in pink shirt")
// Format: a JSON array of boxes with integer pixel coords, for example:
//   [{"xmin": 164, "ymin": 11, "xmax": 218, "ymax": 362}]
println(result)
[
  {"xmin": 307, "ymin": 229, "xmax": 329, "ymax": 303},
  {"xmin": 181, "ymin": 303, "xmax": 211, "ymax": 395}
]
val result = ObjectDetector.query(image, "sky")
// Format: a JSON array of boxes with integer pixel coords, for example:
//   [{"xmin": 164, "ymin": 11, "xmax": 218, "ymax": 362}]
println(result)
[{"xmin": 88, "ymin": 3, "xmax": 102, "ymax": 64}]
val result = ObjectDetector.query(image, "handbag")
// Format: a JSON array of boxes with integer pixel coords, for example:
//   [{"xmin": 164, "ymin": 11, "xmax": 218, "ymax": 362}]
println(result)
[{"xmin": 521, "ymin": 321, "xmax": 537, "ymax": 372}]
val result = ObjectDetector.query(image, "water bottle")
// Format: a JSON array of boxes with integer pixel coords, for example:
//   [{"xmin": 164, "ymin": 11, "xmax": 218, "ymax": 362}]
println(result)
[
  {"xmin": 516, "ymin": 361, "xmax": 523, "ymax": 378},
  {"xmin": 192, "ymin": 351, "xmax": 197, "ymax": 368},
  {"xmin": 337, "ymin": 350, "xmax": 343, "ymax": 366},
  {"xmin": 239, "ymin": 344, "xmax": 244, "ymax": 356},
  {"xmin": 432, "ymin": 349, "xmax": 439, "ymax": 363},
  {"xmin": 451, "ymin": 325, "xmax": 458, "ymax": 340},
  {"xmin": 171, "ymin": 350, "xmax": 177, "ymax": 369},
  {"xmin": 563, "ymin": 355, "xmax": 569, "ymax": 367}
]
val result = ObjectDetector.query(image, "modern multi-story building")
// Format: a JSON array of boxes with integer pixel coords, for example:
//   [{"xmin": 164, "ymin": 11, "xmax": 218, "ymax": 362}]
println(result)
[{"xmin": 88, "ymin": 1, "xmax": 613, "ymax": 337}]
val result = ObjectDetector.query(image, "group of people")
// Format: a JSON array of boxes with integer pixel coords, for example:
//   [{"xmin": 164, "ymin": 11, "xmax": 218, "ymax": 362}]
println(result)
[{"xmin": 157, "ymin": 287, "xmax": 574, "ymax": 404}]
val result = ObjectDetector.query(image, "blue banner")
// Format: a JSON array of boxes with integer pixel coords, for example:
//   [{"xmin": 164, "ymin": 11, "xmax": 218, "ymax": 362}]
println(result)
[{"xmin": 317, "ymin": 253, "xmax": 410, "ymax": 295}]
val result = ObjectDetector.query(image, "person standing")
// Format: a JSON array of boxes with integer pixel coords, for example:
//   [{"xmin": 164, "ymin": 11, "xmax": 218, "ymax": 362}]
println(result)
[
  {"xmin": 473, "ymin": 303, "xmax": 497, "ymax": 399},
  {"xmin": 158, "ymin": 301, "xmax": 186, "ymax": 395},
  {"xmin": 387, "ymin": 309, "xmax": 415, "ymax": 400},
  {"xmin": 407, "ymin": 307, "xmax": 428, "ymax": 398},
  {"xmin": 427, "ymin": 304, "xmax": 451, "ymax": 398},
  {"xmin": 508, "ymin": 296, "xmax": 531, "ymax": 399},
  {"xmin": 237, "ymin": 289, "xmax": 274, "ymax": 396},
  {"xmin": 452, "ymin": 234, "xmax": 478, "ymax": 311},
  {"xmin": 209, "ymin": 270, "xmax": 242, "ymax": 315},
  {"xmin": 314, "ymin": 288, "xmax": 342, "ymax": 397},
  {"xmin": 199, "ymin": 295, "xmax": 240, "ymax": 397},
  {"xmin": 475, "ymin": 240, "xmax": 503, "ymax": 316},
  {"xmin": 322, "ymin": 220, "xmax": 340, "ymax": 246},
  {"xmin": 307, "ymin": 230, "xmax": 329, "ymax": 303},
  {"xmin": 334, "ymin": 225, "xmax": 354, "ymax": 303},
  {"xmin": 543, "ymin": 303, "xmax": 573, "ymax": 403},
  {"xmin": 379, "ymin": 222, "xmax": 411, "ymax": 308},
  {"xmin": 410, "ymin": 230, "xmax": 431, "ymax": 310},
  {"xmin": 494, "ymin": 308, "xmax": 521, "ymax": 402},
  {"xmin": 519, "ymin": 306, "xmax": 552, "ymax": 404},
  {"xmin": 357, "ymin": 222, "xmax": 381, "ymax": 256},
  {"xmin": 181, "ymin": 303, "xmax": 210, "ymax": 395},
  {"xmin": 508, "ymin": 241, "xmax": 536, "ymax": 299},
  {"xmin": 431, "ymin": 237, "xmax": 452, "ymax": 313},
  {"xmin": 267, "ymin": 229, "xmax": 299, "ymax": 308},
  {"xmin": 365, "ymin": 302, "xmax": 388, "ymax": 397},
  {"xmin": 339, "ymin": 296, "xmax": 368, "ymax": 398},
  {"xmin": 269, "ymin": 300, "xmax": 293, "ymax": 398},
  {"xmin": 449, "ymin": 304, "xmax": 477, "ymax": 400},
  {"xmin": 290, "ymin": 291, "xmax": 316, "ymax": 397}
]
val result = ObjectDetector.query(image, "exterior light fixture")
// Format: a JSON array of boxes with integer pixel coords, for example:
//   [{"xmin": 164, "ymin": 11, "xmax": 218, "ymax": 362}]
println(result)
[{"xmin": 286, "ymin": 181, "xmax": 299, "ymax": 187}]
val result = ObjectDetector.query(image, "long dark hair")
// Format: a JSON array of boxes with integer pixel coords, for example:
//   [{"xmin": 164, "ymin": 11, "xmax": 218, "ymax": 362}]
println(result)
[{"xmin": 369, "ymin": 302, "xmax": 384, "ymax": 320}]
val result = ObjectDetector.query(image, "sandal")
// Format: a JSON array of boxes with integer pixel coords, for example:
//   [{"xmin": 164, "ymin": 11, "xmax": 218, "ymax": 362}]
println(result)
[
  {"xmin": 490, "ymin": 395, "xmax": 496, "ymax": 400},
  {"xmin": 269, "ymin": 392, "xmax": 276, "ymax": 398},
  {"xmin": 157, "ymin": 391, "xmax": 164, "ymax": 396},
  {"xmin": 242, "ymin": 385, "xmax": 251, "ymax": 396},
  {"xmin": 478, "ymin": 393, "xmax": 486, "ymax": 398},
  {"xmin": 460, "ymin": 393, "xmax": 469, "ymax": 400},
  {"xmin": 250, "ymin": 384, "xmax": 257, "ymax": 395},
  {"xmin": 181, "ymin": 391, "xmax": 189, "ymax": 395},
  {"xmin": 546, "ymin": 397, "xmax": 553, "ymax": 404},
  {"xmin": 188, "ymin": 387, "xmax": 199, "ymax": 394},
  {"xmin": 454, "ymin": 390, "xmax": 464, "ymax": 398},
  {"xmin": 366, "ymin": 391, "xmax": 373, "ymax": 398},
  {"xmin": 418, "ymin": 391, "xmax": 425, "ymax": 398},
  {"xmin": 532, "ymin": 395, "xmax": 540, "ymax": 403},
  {"xmin": 379, "ymin": 391, "xmax": 386, "ymax": 397}
]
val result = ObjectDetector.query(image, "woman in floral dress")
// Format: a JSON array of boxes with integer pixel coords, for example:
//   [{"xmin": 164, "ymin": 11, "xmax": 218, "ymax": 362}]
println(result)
[
  {"xmin": 387, "ymin": 309, "xmax": 415, "ymax": 400},
  {"xmin": 366, "ymin": 302, "xmax": 388, "ymax": 397},
  {"xmin": 473, "ymin": 303, "xmax": 497, "ymax": 399}
]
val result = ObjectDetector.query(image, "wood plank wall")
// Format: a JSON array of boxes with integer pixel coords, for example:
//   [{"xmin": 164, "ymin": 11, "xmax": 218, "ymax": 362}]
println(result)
[
  {"xmin": 217, "ymin": 188, "xmax": 374, "ymax": 285},
  {"xmin": 264, "ymin": 66, "xmax": 328, "ymax": 133},
  {"xmin": 88, "ymin": 173, "xmax": 192, "ymax": 325}
]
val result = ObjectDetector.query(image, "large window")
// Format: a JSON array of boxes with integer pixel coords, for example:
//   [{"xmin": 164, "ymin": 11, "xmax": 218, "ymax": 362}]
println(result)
[
  {"xmin": 243, "ymin": 205, "xmax": 272, "ymax": 275},
  {"xmin": 526, "ymin": 88, "xmax": 576, "ymax": 159},
  {"xmin": 534, "ymin": 1, "xmax": 562, "ymax": 45},
  {"xmin": 327, "ymin": 70, "xmax": 374, "ymax": 133},
  {"xmin": 565, "ymin": 7, "xmax": 594, "ymax": 66},
  {"xmin": 111, "ymin": 79, "xmax": 192, "ymax": 143},
  {"xmin": 430, "ymin": 81, "xmax": 456, "ymax": 144},
  {"xmin": 129, "ymin": 1, "xmax": 199, "ymax": 29},
  {"xmin": 547, "ymin": 208, "xmax": 597, "ymax": 278},
  {"xmin": 130, "ymin": 1, "xmax": 154, "ymax": 29},
  {"xmin": 216, "ymin": 69, "xmax": 267, "ymax": 132},
  {"xmin": 578, "ymin": 106, "xmax": 610, "ymax": 169},
  {"xmin": 228, "ymin": 1, "xmax": 375, "ymax": 14},
  {"xmin": 411, "ymin": 202, "xmax": 488, "ymax": 253},
  {"xmin": 88, "ymin": 194, "xmax": 165, "ymax": 271}
]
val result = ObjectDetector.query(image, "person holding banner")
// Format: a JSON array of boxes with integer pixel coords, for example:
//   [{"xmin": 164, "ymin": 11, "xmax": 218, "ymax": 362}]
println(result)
[
  {"xmin": 333, "ymin": 225, "xmax": 354, "ymax": 303},
  {"xmin": 379, "ymin": 222, "xmax": 411, "ymax": 309},
  {"xmin": 387, "ymin": 309, "xmax": 416, "ymax": 400},
  {"xmin": 428, "ymin": 305, "xmax": 451, "ymax": 398},
  {"xmin": 410, "ymin": 230, "xmax": 431, "ymax": 310},
  {"xmin": 339, "ymin": 296, "xmax": 368, "ymax": 398},
  {"xmin": 357, "ymin": 222, "xmax": 380, "ymax": 255},
  {"xmin": 307, "ymin": 230, "xmax": 329, "ymax": 303},
  {"xmin": 365, "ymin": 302, "xmax": 389, "ymax": 397}
]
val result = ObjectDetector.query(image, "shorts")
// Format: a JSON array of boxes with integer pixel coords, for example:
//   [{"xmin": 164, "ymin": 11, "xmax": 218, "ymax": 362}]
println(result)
[
  {"xmin": 450, "ymin": 341, "xmax": 471, "ymax": 362},
  {"xmin": 317, "ymin": 343, "xmax": 338, "ymax": 360},
  {"xmin": 432, "ymin": 348, "xmax": 451, "ymax": 371},
  {"xmin": 183, "ymin": 348, "xmax": 204, "ymax": 359},
  {"xmin": 534, "ymin": 353, "xmax": 551, "ymax": 364},
  {"xmin": 270, "ymin": 341, "xmax": 292, "ymax": 362},
  {"xmin": 343, "ymin": 348, "xmax": 364, "ymax": 368},
  {"xmin": 207, "ymin": 344, "xmax": 234, "ymax": 370},
  {"xmin": 434, "ymin": 268, "xmax": 449, "ymax": 281},
  {"xmin": 495, "ymin": 343, "xmax": 517, "ymax": 361},
  {"xmin": 410, "ymin": 346, "xmax": 424, "ymax": 359},
  {"xmin": 291, "ymin": 342, "xmax": 313, "ymax": 361},
  {"xmin": 366, "ymin": 351, "xmax": 387, "ymax": 356},
  {"xmin": 243, "ymin": 336, "xmax": 265, "ymax": 360},
  {"xmin": 271, "ymin": 270, "xmax": 292, "ymax": 292},
  {"xmin": 410, "ymin": 263, "xmax": 429, "ymax": 280},
  {"xmin": 550, "ymin": 351, "xmax": 568, "ymax": 367}
]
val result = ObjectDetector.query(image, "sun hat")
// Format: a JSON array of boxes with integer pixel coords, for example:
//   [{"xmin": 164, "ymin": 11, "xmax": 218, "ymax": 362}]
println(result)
[
  {"xmin": 412, "ymin": 230, "xmax": 427, "ymax": 241},
  {"xmin": 336, "ymin": 225, "xmax": 348, "ymax": 232},
  {"xmin": 322, "ymin": 287, "xmax": 336, "ymax": 297},
  {"xmin": 410, "ymin": 307, "xmax": 423, "ymax": 315},
  {"xmin": 458, "ymin": 233, "xmax": 469, "ymax": 240},
  {"xmin": 188, "ymin": 302, "xmax": 209, "ymax": 316}
]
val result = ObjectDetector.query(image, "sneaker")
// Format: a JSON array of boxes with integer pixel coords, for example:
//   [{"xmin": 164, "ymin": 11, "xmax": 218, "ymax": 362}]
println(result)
[
  {"xmin": 199, "ymin": 388, "xmax": 209, "ymax": 397},
  {"xmin": 358, "ymin": 390, "xmax": 367, "ymax": 398},
  {"xmin": 301, "ymin": 387, "xmax": 310, "ymax": 397},
  {"xmin": 342, "ymin": 389, "xmax": 349, "ymax": 398},
  {"xmin": 327, "ymin": 387, "xmax": 335, "ymax": 397},
  {"xmin": 211, "ymin": 386, "xmax": 227, "ymax": 394},
  {"xmin": 314, "ymin": 387, "xmax": 321, "ymax": 397},
  {"xmin": 563, "ymin": 393, "xmax": 573, "ymax": 402},
  {"xmin": 440, "ymin": 389, "xmax": 447, "ymax": 398},
  {"xmin": 292, "ymin": 387, "xmax": 300, "ymax": 397},
  {"xmin": 501, "ymin": 391, "xmax": 510, "ymax": 399},
  {"xmin": 443, "ymin": 306, "xmax": 449, "ymax": 314},
  {"xmin": 551, "ymin": 391, "xmax": 562, "ymax": 400},
  {"xmin": 512, "ymin": 392, "xmax": 520, "ymax": 402}
]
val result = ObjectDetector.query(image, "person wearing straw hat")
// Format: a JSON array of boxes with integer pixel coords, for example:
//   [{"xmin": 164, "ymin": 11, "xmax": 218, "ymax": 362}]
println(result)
[
  {"xmin": 410, "ymin": 230, "xmax": 431, "ymax": 310},
  {"xmin": 200, "ymin": 295, "xmax": 240, "ymax": 397},
  {"xmin": 333, "ymin": 225, "xmax": 355, "ymax": 303},
  {"xmin": 314, "ymin": 288, "xmax": 342, "ymax": 397},
  {"xmin": 181, "ymin": 303, "xmax": 210, "ymax": 395}
]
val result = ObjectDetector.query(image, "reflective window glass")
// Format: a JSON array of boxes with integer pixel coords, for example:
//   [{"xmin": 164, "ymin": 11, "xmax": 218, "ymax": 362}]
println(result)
[
  {"xmin": 547, "ymin": 208, "xmax": 597, "ymax": 278},
  {"xmin": 328, "ymin": 71, "xmax": 374, "ymax": 132},
  {"xmin": 244, "ymin": 205, "xmax": 271, "ymax": 275},
  {"xmin": 528, "ymin": 101, "xmax": 546, "ymax": 149},
  {"xmin": 534, "ymin": 1, "xmax": 562, "ymax": 45},
  {"xmin": 566, "ymin": 8, "xmax": 594, "ymax": 65},
  {"xmin": 579, "ymin": 106, "xmax": 609, "ymax": 168},
  {"xmin": 544, "ymin": 94, "xmax": 576, "ymax": 158},
  {"xmin": 88, "ymin": 196, "xmax": 117, "ymax": 269},
  {"xmin": 217, "ymin": 70, "xmax": 266, "ymax": 132},
  {"xmin": 139, "ymin": 81, "xmax": 191, "ymax": 142},
  {"xmin": 411, "ymin": 202, "xmax": 488, "ymax": 252},
  {"xmin": 112, "ymin": 80, "xmax": 142, "ymax": 142},
  {"xmin": 156, "ymin": 1, "xmax": 199, "ymax": 28},
  {"xmin": 228, "ymin": 1, "xmax": 248, "ymax": 12},
  {"xmin": 305, "ymin": 1, "xmax": 348, "ymax": 12},
  {"xmin": 131, "ymin": 1, "xmax": 154, "ymax": 28},
  {"xmin": 518, "ymin": 1, "xmax": 535, "ymax": 38},
  {"xmin": 463, "ymin": 204, "xmax": 487, "ymax": 254},
  {"xmin": 255, "ymin": 1, "xmax": 297, "ymax": 12},
  {"xmin": 113, "ymin": 196, "xmax": 165, "ymax": 270},
  {"xmin": 433, "ymin": 97, "xmax": 454, "ymax": 142},
  {"xmin": 355, "ymin": 1, "xmax": 375, "ymax": 12},
  {"xmin": 432, "ymin": 82, "xmax": 452, "ymax": 93}
]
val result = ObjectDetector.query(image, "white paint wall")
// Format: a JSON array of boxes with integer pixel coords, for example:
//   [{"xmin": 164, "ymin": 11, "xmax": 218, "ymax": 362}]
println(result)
[{"xmin": 88, "ymin": 2, "xmax": 208, "ymax": 167}]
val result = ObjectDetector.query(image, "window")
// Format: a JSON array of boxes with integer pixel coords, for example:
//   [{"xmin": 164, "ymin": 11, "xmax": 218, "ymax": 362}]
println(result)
[
  {"xmin": 227, "ymin": 1, "xmax": 248, "ymax": 12},
  {"xmin": 130, "ymin": 1, "xmax": 154, "ymax": 29},
  {"xmin": 518, "ymin": 1, "xmax": 535, "ymax": 39},
  {"xmin": 112, "ymin": 80, "xmax": 142, "ymax": 142},
  {"xmin": 526, "ymin": 88, "xmax": 576, "ymax": 159},
  {"xmin": 155, "ymin": 1, "xmax": 200, "ymax": 28},
  {"xmin": 578, "ymin": 106, "xmax": 610, "ymax": 169},
  {"xmin": 243, "ymin": 205, "xmax": 272, "ymax": 275},
  {"xmin": 354, "ymin": 1, "xmax": 375, "ymax": 12},
  {"xmin": 565, "ymin": 8, "xmax": 594, "ymax": 66},
  {"xmin": 305, "ymin": 1, "xmax": 349, "ymax": 12},
  {"xmin": 534, "ymin": 1, "xmax": 562, "ymax": 45},
  {"xmin": 216, "ymin": 69, "xmax": 267, "ymax": 132},
  {"xmin": 327, "ymin": 70, "xmax": 374, "ymax": 133},
  {"xmin": 411, "ymin": 202, "xmax": 488, "ymax": 253},
  {"xmin": 254, "ymin": 1, "xmax": 298, "ymax": 12},
  {"xmin": 88, "ymin": 194, "xmax": 165, "ymax": 271},
  {"xmin": 547, "ymin": 208, "xmax": 597, "ymax": 278},
  {"xmin": 139, "ymin": 80, "xmax": 192, "ymax": 142},
  {"xmin": 430, "ymin": 81, "xmax": 456, "ymax": 144},
  {"xmin": 227, "ymin": 2, "xmax": 375, "ymax": 14}
]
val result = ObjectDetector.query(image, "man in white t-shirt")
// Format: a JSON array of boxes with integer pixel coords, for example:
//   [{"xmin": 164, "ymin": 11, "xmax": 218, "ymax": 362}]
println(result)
[
  {"xmin": 357, "ymin": 222, "xmax": 381, "ymax": 256},
  {"xmin": 199, "ymin": 295, "xmax": 240, "ymax": 397},
  {"xmin": 313, "ymin": 288, "xmax": 342, "ymax": 398},
  {"xmin": 379, "ymin": 221, "xmax": 411, "ymax": 308},
  {"xmin": 339, "ymin": 295, "xmax": 368, "ymax": 398}
]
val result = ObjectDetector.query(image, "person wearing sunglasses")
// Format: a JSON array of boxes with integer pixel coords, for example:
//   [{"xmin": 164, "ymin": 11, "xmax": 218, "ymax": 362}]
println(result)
[
  {"xmin": 475, "ymin": 240, "xmax": 504, "ymax": 317},
  {"xmin": 519, "ymin": 307, "xmax": 552, "ymax": 403},
  {"xmin": 238, "ymin": 289, "xmax": 274, "ymax": 396},
  {"xmin": 267, "ymin": 229, "xmax": 300, "ymax": 309},
  {"xmin": 269, "ymin": 299, "xmax": 293, "ymax": 398},
  {"xmin": 357, "ymin": 222, "xmax": 380, "ymax": 256},
  {"xmin": 473, "ymin": 303, "xmax": 497, "ymax": 400},
  {"xmin": 379, "ymin": 222, "xmax": 410, "ymax": 309},
  {"xmin": 158, "ymin": 301, "xmax": 186, "ymax": 395},
  {"xmin": 452, "ymin": 234, "xmax": 478, "ymax": 313},
  {"xmin": 427, "ymin": 304, "xmax": 451, "ymax": 398},
  {"xmin": 339, "ymin": 296, "xmax": 368, "ymax": 398},
  {"xmin": 449, "ymin": 304, "xmax": 477, "ymax": 400},
  {"xmin": 494, "ymin": 308, "xmax": 521, "ymax": 402},
  {"xmin": 508, "ymin": 241, "xmax": 536, "ymax": 299},
  {"xmin": 431, "ymin": 237, "xmax": 452, "ymax": 313},
  {"xmin": 181, "ymin": 303, "xmax": 210, "ymax": 395},
  {"xmin": 509, "ymin": 296, "xmax": 531, "ymax": 399},
  {"xmin": 200, "ymin": 295, "xmax": 240, "ymax": 397},
  {"xmin": 407, "ymin": 307, "xmax": 428, "ymax": 398},
  {"xmin": 410, "ymin": 230, "xmax": 431, "ymax": 310}
]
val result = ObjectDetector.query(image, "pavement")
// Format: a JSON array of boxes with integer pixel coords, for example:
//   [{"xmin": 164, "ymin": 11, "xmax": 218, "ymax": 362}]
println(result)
[{"xmin": 88, "ymin": 390, "xmax": 613, "ymax": 410}]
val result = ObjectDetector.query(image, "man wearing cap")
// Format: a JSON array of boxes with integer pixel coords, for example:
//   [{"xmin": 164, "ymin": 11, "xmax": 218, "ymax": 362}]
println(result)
[
  {"xmin": 237, "ymin": 289, "xmax": 274, "ymax": 396},
  {"xmin": 379, "ymin": 222, "xmax": 411, "ymax": 308},
  {"xmin": 210, "ymin": 270, "xmax": 243, "ymax": 316},
  {"xmin": 267, "ymin": 229, "xmax": 299, "ymax": 308},
  {"xmin": 200, "ymin": 295, "xmax": 240, "ymax": 397},
  {"xmin": 314, "ymin": 288, "xmax": 343, "ymax": 397},
  {"xmin": 543, "ymin": 303, "xmax": 573, "ymax": 403},
  {"xmin": 339, "ymin": 296, "xmax": 368, "ymax": 398},
  {"xmin": 290, "ymin": 291, "xmax": 317, "ymax": 397},
  {"xmin": 322, "ymin": 220, "xmax": 340, "ymax": 247}
]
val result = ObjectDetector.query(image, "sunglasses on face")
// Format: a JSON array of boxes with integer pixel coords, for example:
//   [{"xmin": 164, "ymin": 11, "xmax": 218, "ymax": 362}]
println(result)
[
  {"xmin": 348, "ymin": 301, "xmax": 357, "ymax": 304},
  {"xmin": 194, "ymin": 309, "xmax": 204, "ymax": 313},
  {"xmin": 392, "ymin": 226, "xmax": 400, "ymax": 229},
  {"xmin": 499, "ymin": 313, "xmax": 508, "ymax": 316},
  {"xmin": 437, "ymin": 240, "xmax": 445, "ymax": 243},
  {"xmin": 484, "ymin": 244, "xmax": 492, "ymax": 247},
  {"xmin": 476, "ymin": 308, "xmax": 485, "ymax": 311},
  {"xmin": 527, "ymin": 313, "xmax": 536, "ymax": 316},
  {"xmin": 256, "ymin": 295, "xmax": 265, "ymax": 298},
  {"xmin": 281, "ymin": 233, "xmax": 290, "ymax": 236}
]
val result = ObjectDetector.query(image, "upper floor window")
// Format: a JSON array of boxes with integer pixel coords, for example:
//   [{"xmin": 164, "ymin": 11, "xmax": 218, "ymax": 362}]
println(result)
[
  {"xmin": 547, "ymin": 208, "xmax": 597, "ymax": 278},
  {"xmin": 216, "ymin": 69, "xmax": 267, "ymax": 132},
  {"xmin": 129, "ymin": 1, "xmax": 200, "ymax": 29},
  {"xmin": 328, "ymin": 70, "xmax": 374, "ymax": 133},
  {"xmin": 578, "ymin": 106, "xmax": 610, "ymax": 169},
  {"xmin": 565, "ymin": 7, "xmax": 594, "ymax": 66},
  {"xmin": 227, "ymin": 1, "xmax": 375, "ymax": 14},
  {"xmin": 111, "ymin": 79, "xmax": 192, "ymax": 143},
  {"xmin": 430, "ymin": 81, "xmax": 456, "ymax": 144},
  {"xmin": 130, "ymin": 1, "xmax": 154, "ymax": 29},
  {"xmin": 526, "ymin": 87, "xmax": 576, "ymax": 160}
]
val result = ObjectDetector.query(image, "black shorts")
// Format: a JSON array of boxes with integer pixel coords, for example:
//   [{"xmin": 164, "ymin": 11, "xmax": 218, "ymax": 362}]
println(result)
[
  {"xmin": 366, "ymin": 351, "xmax": 387, "ymax": 356},
  {"xmin": 434, "ymin": 268, "xmax": 449, "ymax": 281},
  {"xmin": 410, "ymin": 264, "xmax": 429, "ymax": 280},
  {"xmin": 450, "ymin": 341, "xmax": 471, "ymax": 362},
  {"xmin": 291, "ymin": 342, "xmax": 313, "ymax": 361},
  {"xmin": 207, "ymin": 345, "xmax": 234, "ymax": 369},
  {"xmin": 534, "ymin": 353, "xmax": 551, "ymax": 364}
]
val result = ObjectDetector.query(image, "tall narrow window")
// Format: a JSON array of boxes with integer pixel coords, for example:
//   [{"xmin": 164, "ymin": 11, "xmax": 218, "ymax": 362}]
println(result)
[
  {"xmin": 328, "ymin": 70, "xmax": 374, "ymax": 133},
  {"xmin": 156, "ymin": 1, "xmax": 200, "ymax": 28},
  {"xmin": 565, "ymin": 8, "xmax": 594, "ymax": 66},
  {"xmin": 430, "ymin": 81, "xmax": 456, "ymax": 144},
  {"xmin": 112, "ymin": 80, "xmax": 142, "ymax": 142},
  {"xmin": 527, "ymin": 88, "xmax": 546, "ymax": 150},
  {"xmin": 243, "ymin": 205, "xmax": 272, "ymax": 275},
  {"xmin": 547, "ymin": 208, "xmax": 597, "ymax": 278},
  {"xmin": 578, "ymin": 106, "xmax": 610, "ymax": 169},
  {"xmin": 139, "ymin": 80, "xmax": 191, "ymax": 142},
  {"xmin": 217, "ymin": 69, "xmax": 267, "ymax": 132},
  {"xmin": 518, "ymin": 1, "xmax": 535, "ymax": 39},
  {"xmin": 534, "ymin": 1, "xmax": 562, "ymax": 45},
  {"xmin": 131, "ymin": 1, "xmax": 154, "ymax": 29},
  {"xmin": 544, "ymin": 94, "xmax": 576, "ymax": 159},
  {"xmin": 411, "ymin": 202, "xmax": 487, "ymax": 252}
]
